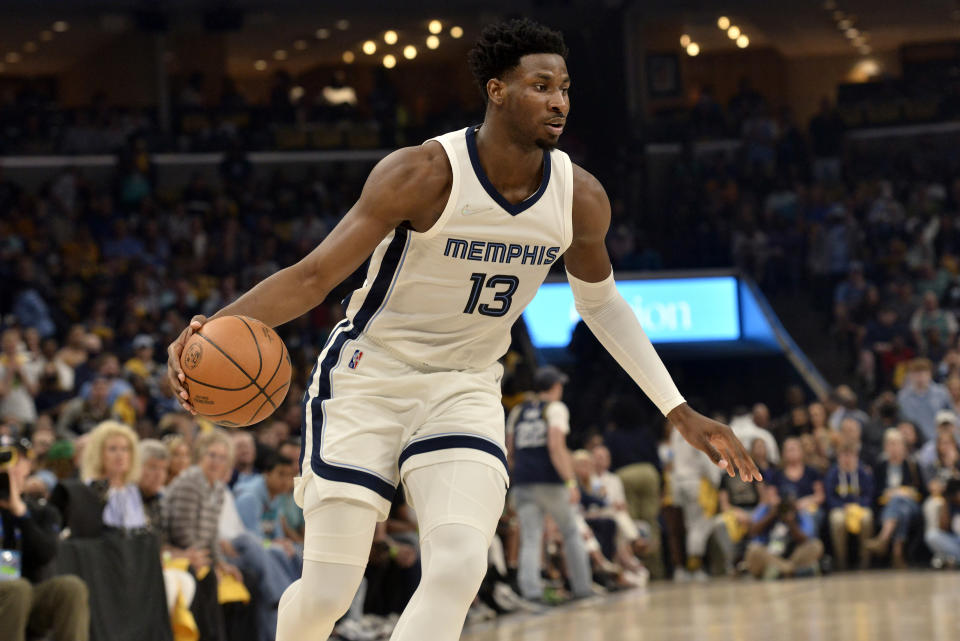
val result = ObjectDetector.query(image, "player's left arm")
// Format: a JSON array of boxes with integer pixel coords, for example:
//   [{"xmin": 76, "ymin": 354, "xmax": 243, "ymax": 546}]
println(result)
[{"xmin": 563, "ymin": 164, "xmax": 761, "ymax": 482}]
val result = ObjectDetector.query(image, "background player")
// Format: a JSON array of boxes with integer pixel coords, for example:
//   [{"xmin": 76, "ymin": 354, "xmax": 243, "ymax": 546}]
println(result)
[{"xmin": 167, "ymin": 18, "xmax": 760, "ymax": 641}]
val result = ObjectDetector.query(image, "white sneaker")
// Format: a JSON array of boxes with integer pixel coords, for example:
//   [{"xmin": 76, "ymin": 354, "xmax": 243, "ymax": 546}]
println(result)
[
  {"xmin": 692, "ymin": 569, "xmax": 709, "ymax": 582},
  {"xmin": 333, "ymin": 619, "xmax": 378, "ymax": 641},
  {"xmin": 673, "ymin": 568, "xmax": 690, "ymax": 583}
]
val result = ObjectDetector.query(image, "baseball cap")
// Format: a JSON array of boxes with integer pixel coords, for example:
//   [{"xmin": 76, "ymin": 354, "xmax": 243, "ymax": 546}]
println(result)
[
  {"xmin": 533, "ymin": 366, "xmax": 569, "ymax": 392},
  {"xmin": 936, "ymin": 410, "xmax": 958, "ymax": 427},
  {"xmin": 132, "ymin": 334, "xmax": 155, "ymax": 350}
]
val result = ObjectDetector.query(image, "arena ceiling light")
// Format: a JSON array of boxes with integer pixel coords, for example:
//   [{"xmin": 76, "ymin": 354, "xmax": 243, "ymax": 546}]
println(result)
[
  {"xmin": 450, "ymin": 26, "xmax": 463, "ymax": 39},
  {"xmin": 426, "ymin": 35, "xmax": 440, "ymax": 49},
  {"xmin": 39, "ymin": 30, "xmax": 53, "ymax": 42},
  {"xmin": 717, "ymin": 16, "xmax": 730, "ymax": 30},
  {"xmin": 727, "ymin": 25, "xmax": 741, "ymax": 39},
  {"xmin": 383, "ymin": 54, "xmax": 396, "ymax": 68},
  {"xmin": 384, "ymin": 30, "xmax": 398, "ymax": 45},
  {"xmin": 336, "ymin": 19, "xmax": 350, "ymax": 30},
  {"xmin": 685, "ymin": 42, "xmax": 700, "ymax": 56},
  {"xmin": 293, "ymin": 39, "xmax": 308, "ymax": 51},
  {"xmin": 273, "ymin": 49, "xmax": 287, "ymax": 61},
  {"xmin": 342, "ymin": 50, "xmax": 355, "ymax": 63},
  {"xmin": 680, "ymin": 34, "xmax": 691, "ymax": 47},
  {"xmin": 254, "ymin": 59, "xmax": 267, "ymax": 71},
  {"xmin": 52, "ymin": 21, "xmax": 69, "ymax": 32},
  {"xmin": 837, "ymin": 19, "xmax": 852, "ymax": 30},
  {"xmin": 428, "ymin": 20, "xmax": 442, "ymax": 34},
  {"xmin": 362, "ymin": 40, "xmax": 377, "ymax": 55},
  {"xmin": 5, "ymin": 51, "xmax": 21, "ymax": 63},
  {"xmin": 736, "ymin": 35, "xmax": 749, "ymax": 48},
  {"xmin": 403, "ymin": 45, "xmax": 417, "ymax": 59},
  {"xmin": 315, "ymin": 28, "xmax": 330, "ymax": 39},
  {"xmin": 23, "ymin": 41, "xmax": 37, "ymax": 53}
]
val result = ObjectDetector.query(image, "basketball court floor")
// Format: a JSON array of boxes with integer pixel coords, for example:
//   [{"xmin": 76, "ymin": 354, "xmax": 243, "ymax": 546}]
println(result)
[{"xmin": 463, "ymin": 572, "xmax": 960, "ymax": 641}]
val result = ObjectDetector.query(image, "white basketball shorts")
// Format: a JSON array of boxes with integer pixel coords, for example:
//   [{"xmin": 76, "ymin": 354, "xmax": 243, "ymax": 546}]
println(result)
[{"xmin": 294, "ymin": 326, "xmax": 509, "ymax": 521}]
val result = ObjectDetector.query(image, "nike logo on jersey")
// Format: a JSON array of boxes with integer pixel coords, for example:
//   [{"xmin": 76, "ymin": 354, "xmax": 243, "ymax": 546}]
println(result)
[{"xmin": 461, "ymin": 204, "xmax": 493, "ymax": 216}]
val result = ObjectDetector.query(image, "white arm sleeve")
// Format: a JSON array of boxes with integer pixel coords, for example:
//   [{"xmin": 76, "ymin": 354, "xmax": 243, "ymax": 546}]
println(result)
[{"xmin": 566, "ymin": 269, "xmax": 685, "ymax": 416}]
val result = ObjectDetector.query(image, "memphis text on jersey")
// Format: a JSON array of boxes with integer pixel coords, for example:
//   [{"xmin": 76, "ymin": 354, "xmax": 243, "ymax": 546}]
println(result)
[{"xmin": 443, "ymin": 237, "xmax": 561, "ymax": 266}]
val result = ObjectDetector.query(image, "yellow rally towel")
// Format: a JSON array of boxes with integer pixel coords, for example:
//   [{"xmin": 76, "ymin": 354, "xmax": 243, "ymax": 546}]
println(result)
[
  {"xmin": 171, "ymin": 592, "xmax": 199, "ymax": 641},
  {"xmin": 845, "ymin": 503, "xmax": 868, "ymax": 534},
  {"xmin": 698, "ymin": 478, "xmax": 718, "ymax": 518},
  {"xmin": 218, "ymin": 573, "xmax": 251, "ymax": 604},
  {"xmin": 721, "ymin": 511, "xmax": 748, "ymax": 544}
]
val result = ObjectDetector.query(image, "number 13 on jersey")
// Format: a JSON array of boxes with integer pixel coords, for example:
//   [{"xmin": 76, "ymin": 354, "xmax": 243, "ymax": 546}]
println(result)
[{"xmin": 463, "ymin": 273, "xmax": 520, "ymax": 317}]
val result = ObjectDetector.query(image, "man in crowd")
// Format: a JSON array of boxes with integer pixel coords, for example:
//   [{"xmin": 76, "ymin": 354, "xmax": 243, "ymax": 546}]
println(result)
[
  {"xmin": 0, "ymin": 436, "xmax": 89, "ymax": 641},
  {"xmin": 825, "ymin": 442, "xmax": 875, "ymax": 570},
  {"xmin": 898, "ymin": 358, "xmax": 955, "ymax": 441},
  {"xmin": 744, "ymin": 490, "xmax": 823, "ymax": 579}
]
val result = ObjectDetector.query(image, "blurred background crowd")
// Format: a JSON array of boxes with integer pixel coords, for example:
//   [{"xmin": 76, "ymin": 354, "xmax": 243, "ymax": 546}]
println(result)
[{"xmin": 3, "ymin": 1, "xmax": 960, "ymax": 641}]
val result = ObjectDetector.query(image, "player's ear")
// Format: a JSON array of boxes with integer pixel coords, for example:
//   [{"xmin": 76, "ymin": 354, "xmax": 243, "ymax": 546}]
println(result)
[{"xmin": 486, "ymin": 77, "xmax": 506, "ymax": 106}]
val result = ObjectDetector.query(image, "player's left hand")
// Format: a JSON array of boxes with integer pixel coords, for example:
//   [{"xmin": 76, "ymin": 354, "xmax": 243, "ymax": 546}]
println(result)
[{"xmin": 668, "ymin": 404, "xmax": 762, "ymax": 482}]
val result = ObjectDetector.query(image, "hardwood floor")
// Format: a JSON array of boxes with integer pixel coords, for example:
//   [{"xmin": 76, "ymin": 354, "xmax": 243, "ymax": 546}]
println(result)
[{"xmin": 463, "ymin": 571, "xmax": 960, "ymax": 641}]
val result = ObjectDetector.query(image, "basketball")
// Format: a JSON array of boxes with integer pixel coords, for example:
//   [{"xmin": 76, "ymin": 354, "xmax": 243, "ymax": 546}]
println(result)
[{"xmin": 179, "ymin": 315, "xmax": 292, "ymax": 428}]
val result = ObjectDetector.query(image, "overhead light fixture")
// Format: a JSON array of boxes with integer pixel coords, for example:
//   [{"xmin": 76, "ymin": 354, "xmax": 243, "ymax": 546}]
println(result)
[
  {"xmin": 273, "ymin": 49, "xmax": 288, "ymax": 61},
  {"xmin": 736, "ymin": 35, "xmax": 749, "ymax": 48},
  {"xmin": 727, "ymin": 26, "xmax": 741, "ymax": 39},
  {"xmin": 316, "ymin": 28, "xmax": 330, "ymax": 39},
  {"xmin": 845, "ymin": 28, "xmax": 860, "ymax": 39},
  {"xmin": 52, "ymin": 21, "xmax": 69, "ymax": 32},
  {"xmin": 680, "ymin": 34, "xmax": 691, "ymax": 47},
  {"xmin": 837, "ymin": 19, "xmax": 852, "ymax": 30},
  {"xmin": 686, "ymin": 42, "xmax": 700, "ymax": 57},
  {"xmin": 40, "ymin": 30, "xmax": 53, "ymax": 42},
  {"xmin": 294, "ymin": 40, "xmax": 308, "ymax": 51},
  {"xmin": 290, "ymin": 86, "xmax": 305, "ymax": 101},
  {"xmin": 832, "ymin": 10, "xmax": 845, "ymax": 20},
  {"xmin": 426, "ymin": 35, "xmax": 440, "ymax": 49},
  {"xmin": 5, "ymin": 52, "xmax": 21, "ymax": 63},
  {"xmin": 450, "ymin": 26, "xmax": 463, "ymax": 39},
  {"xmin": 23, "ymin": 41, "xmax": 37, "ymax": 53},
  {"xmin": 362, "ymin": 40, "xmax": 377, "ymax": 55},
  {"xmin": 383, "ymin": 54, "xmax": 397, "ymax": 69},
  {"xmin": 336, "ymin": 19, "xmax": 350, "ymax": 30},
  {"xmin": 342, "ymin": 50, "xmax": 355, "ymax": 63},
  {"xmin": 428, "ymin": 20, "xmax": 442, "ymax": 34},
  {"xmin": 403, "ymin": 45, "xmax": 417, "ymax": 59},
  {"xmin": 254, "ymin": 59, "xmax": 267, "ymax": 71},
  {"xmin": 384, "ymin": 30, "xmax": 398, "ymax": 45},
  {"xmin": 717, "ymin": 16, "xmax": 730, "ymax": 30},
  {"xmin": 859, "ymin": 45, "xmax": 872, "ymax": 55}
]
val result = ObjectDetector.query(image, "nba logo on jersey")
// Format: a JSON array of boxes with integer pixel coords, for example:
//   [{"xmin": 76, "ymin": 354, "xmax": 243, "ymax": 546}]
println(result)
[{"xmin": 348, "ymin": 349, "xmax": 363, "ymax": 369}]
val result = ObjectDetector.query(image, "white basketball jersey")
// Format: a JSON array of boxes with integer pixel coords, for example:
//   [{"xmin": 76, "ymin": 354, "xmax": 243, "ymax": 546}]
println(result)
[{"xmin": 340, "ymin": 125, "xmax": 574, "ymax": 370}]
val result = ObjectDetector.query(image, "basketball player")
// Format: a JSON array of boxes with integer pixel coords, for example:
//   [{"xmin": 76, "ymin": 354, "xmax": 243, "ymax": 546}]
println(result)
[{"xmin": 167, "ymin": 19, "xmax": 761, "ymax": 640}]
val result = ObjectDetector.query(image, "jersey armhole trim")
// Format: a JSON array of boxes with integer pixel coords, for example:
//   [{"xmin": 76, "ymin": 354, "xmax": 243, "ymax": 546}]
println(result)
[
  {"xmin": 561, "ymin": 152, "xmax": 574, "ymax": 250},
  {"xmin": 415, "ymin": 132, "xmax": 462, "ymax": 240}
]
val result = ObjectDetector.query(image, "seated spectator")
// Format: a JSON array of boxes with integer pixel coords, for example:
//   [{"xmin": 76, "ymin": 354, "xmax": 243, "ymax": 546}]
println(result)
[
  {"xmin": 898, "ymin": 358, "xmax": 955, "ymax": 442},
  {"xmin": 669, "ymin": 421, "xmax": 722, "ymax": 581},
  {"xmin": 234, "ymin": 452, "xmax": 300, "ymax": 560},
  {"xmin": 81, "ymin": 420, "xmax": 146, "ymax": 529},
  {"xmin": 774, "ymin": 437, "xmax": 825, "ymax": 532},
  {"xmin": 57, "ymin": 375, "xmax": 117, "ymax": 438},
  {"xmin": 713, "ymin": 455, "xmax": 763, "ymax": 574},
  {"xmin": 591, "ymin": 445, "xmax": 651, "ymax": 567},
  {"xmin": 866, "ymin": 429, "xmax": 925, "ymax": 568},
  {"xmin": 925, "ymin": 478, "xmax": 960, "ymax": 566},
  {"xmin": 917, "ymin": 410, "xmax": 960, "ymax": 474},
  {"xmin": 138, "ymin": 439, "xmax": 199, "ymax": 614},
  {"xmin": 911, "ymin": 291, "xmax": 958, "ymax": 356},
  {"xmin": 730, "ymin": 404, "xmax": 780, "ymax": 464},
  {"xmin": 276, "ymin": 439, "xmax": 305, "ymax": 543},
  {"xmin": 0, "ymin": 436, "xmax": 90, "ymax": 641},
  {"xmin": 164, "ymin": 434, "xmax": 192, "ymax": 483},
  {"xmin": 825, "ymin": 442, "xmax": 875, "ymax": 570},
  {"xmin": 744, "ymin": 492, "xmax": 823, "ymax": 579},
  {"xmin": 229, "ymin": 430, "xmax": 257, "ymax": 489},
  {"xmin": 749, "ymin": 437, "xmax": 775, "ymax": 480},
  {"xmin": 0, "ymin": 328, "xmax": 39, "ymax": 425}
]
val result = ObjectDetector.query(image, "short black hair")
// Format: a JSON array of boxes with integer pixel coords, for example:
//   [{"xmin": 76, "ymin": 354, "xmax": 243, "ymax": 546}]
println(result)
[
  {"xmin": 261, "ymin": 451, "xmax": 293, "ymax": 473},
  {"xmin": 467, "ymin": 18, "xmax": 568, "ymax": 103}
]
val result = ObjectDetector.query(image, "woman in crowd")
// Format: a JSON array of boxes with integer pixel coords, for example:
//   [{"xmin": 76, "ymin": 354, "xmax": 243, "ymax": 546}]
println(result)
[
  {"xmin": 866, "ymin": 429, "xmax": 925, "ymax": 567},
  {"xmin": 81, "ymin": 419, "xmax": 146, "ymax": 529},
  {"xmin": 775, "ymin": 437, "xmax": 825, "ymax": 531},
  {"xmin": 164, "ymin": 434, "xmax": 192, "ymax": 483}
]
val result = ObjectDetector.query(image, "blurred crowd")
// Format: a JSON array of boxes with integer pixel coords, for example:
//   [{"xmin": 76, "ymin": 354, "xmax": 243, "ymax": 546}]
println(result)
[{"xmin": 4, "ymin": 76, "xmax": 960, "ymax": 641}]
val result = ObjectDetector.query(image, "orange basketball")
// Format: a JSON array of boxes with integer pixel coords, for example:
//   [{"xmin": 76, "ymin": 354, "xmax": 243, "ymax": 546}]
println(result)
[{"xmin": 179, "ymin": 315, "xmax": 292, "ymax": 428}]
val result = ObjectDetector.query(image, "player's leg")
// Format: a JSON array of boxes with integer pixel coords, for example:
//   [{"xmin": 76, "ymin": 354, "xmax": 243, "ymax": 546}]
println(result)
[
  {"xmin": 388, "ymin": 460, "xmax": 506, "ymax": 641},
  {"xmin": 513, "ymin": 485, "xmax": 547, "ymax": 600},
  {"xmin": 276, "ymin": 482, "xmax": 378, "ymax": 641}
]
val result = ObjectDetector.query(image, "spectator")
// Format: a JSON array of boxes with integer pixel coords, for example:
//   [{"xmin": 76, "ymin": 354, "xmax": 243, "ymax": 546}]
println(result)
[
  {"xmin": 898, "ymin": 358, "xmax": 955, "ymax": 441},
  {"xmin": 670, "ymin": 418, "xmax": 721, "ymax": 581},
  {"xmin": 917, "ymin": 410, "xmax": 960, "ymax": 473},
  {"xmin": 865, "ymin": 429, "xmax": 925, "ymax": 568},
  {"xmin": 163, "ymin": 430, "xmax": 242, "ymax": 583},
  {"xmin": 713, "ymin": 453, "xmax": 763, "ymax": 574},
  {"xmin": 591, "ymin": 445, "xmax": 650, "ymax": 566},
  {"xmin": 774, "ymin": 437, "xmax": 825, "ymax": 531},
  {"xmin": 506, "ymin": 366, "xmax": 593, "ymax": 601},
  {"xmin": 827, "ymin": 386, "xmax": 870, "ymax": 431},
  {"xmin": 56, "ymin": 375, "xmax": 117, "ymax": 439},
  {"xmin": 81, "ymin": 420, "xmax": 146, "ymax": 529},
  {"xmin": 230, "ymin": 430, "xmax": 257, "ymax": 489},
  {"xmin": 825, "ymin": 442, "xmax": 875, "ymax": 570},
  {"xmin": 164, "ymin": 434, "xmax": 192, "ymax": 482},
  {"xmin": 730, "ymin": 403, "xmax": 780, "ymax": 464},
  {"xmin": 123, "ymin": 334, "xmax": 159, "ymax": 384},
  {"xmin": 0, "ymin": 328, "xmax": 39, "ymax": 425},
  {"xmin": 744, "ymin": 491, "xmax": 823, "ymax": 579},
  {"xmin": 0, "ymin": 436, "xmax": 90, "ymax": 641},
  {"xmin": 925, "ymin": 478, "xmax": 960, "ymax": 565},
  {"xmin": 911, "ymin": 291, "xmax": 958, "ymax": 355},
  {"xmin": 748, "ymin": 437, "xmax": 775, "ymax": 480}
]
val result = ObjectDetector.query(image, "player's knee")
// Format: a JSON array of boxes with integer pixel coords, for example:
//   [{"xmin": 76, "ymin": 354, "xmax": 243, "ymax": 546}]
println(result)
[{"xmin": 423, "ymin": 528, "xmax": 488, "ymax": 598}]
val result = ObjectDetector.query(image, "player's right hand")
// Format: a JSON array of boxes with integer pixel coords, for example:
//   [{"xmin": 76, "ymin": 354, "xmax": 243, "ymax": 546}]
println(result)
[{"xmin": 167, "ymin": 314, "xmax": 207, "ymax": 414}]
